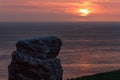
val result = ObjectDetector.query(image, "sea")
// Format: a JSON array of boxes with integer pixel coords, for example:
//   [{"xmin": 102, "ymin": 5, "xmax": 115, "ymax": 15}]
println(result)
[{"xmin": 0, "ymin": 22, "xmax": 120, "ymax": 80}]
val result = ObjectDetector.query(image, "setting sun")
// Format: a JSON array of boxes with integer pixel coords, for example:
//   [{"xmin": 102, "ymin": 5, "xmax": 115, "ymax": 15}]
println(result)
[{"xmin": 78, "ymin": 8, "xmax": 90, "ymax": 16}]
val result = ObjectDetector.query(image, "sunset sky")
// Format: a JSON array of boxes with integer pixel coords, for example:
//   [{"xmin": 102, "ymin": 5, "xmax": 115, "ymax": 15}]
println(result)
[{"xmin": 0, "ymin": 0, "xmax": 120, "ymax": 22}]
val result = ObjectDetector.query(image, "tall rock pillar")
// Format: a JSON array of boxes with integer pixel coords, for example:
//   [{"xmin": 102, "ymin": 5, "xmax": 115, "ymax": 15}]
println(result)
[{"xmin": 8, "ymin": 36, "xmax": 63, "ymax": 80}]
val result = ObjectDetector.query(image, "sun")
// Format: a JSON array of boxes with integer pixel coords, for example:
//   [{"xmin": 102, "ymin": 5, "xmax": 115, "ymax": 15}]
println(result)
[{"xmin": 78, "ymin": 8, "xmax": 90, "ymax": 16}]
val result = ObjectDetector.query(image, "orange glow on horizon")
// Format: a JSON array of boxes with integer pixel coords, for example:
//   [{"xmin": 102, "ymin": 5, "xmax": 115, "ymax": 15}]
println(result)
[
  {"xmin": 78, "ymin": 8, "xmax": 90, "ymax": 16},
  {"xmin": 66, "ymin": 1, "xmax": 102, "ymax": 17}
]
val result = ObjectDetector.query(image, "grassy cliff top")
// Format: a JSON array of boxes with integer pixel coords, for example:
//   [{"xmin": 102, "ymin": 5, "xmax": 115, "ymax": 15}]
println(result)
[{"xmin": 69, "ymin": 69, "xmax": 120, "ymax": 80}]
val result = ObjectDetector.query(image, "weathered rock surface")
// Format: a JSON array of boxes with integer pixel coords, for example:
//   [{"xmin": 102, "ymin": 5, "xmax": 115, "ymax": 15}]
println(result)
[{"xmin": 8, "ymin": 36, "xmax": 63, "ymax": 80}]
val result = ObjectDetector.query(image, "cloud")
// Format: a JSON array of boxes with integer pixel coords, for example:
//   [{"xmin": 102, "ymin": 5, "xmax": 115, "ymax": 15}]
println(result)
[{"xmin": 0, "ymin": 0, "xmax": 120, "ymax": 21}]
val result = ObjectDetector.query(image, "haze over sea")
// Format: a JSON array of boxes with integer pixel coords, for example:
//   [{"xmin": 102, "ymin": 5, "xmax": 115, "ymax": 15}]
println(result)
[{"xmin": 0, "ymin": 22, "xmax": 120, "ymax": 80}]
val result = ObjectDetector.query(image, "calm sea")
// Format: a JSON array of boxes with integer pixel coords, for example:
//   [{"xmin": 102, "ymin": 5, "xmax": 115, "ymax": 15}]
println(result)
[{"xmin": 0, "ymin": 22, "xmax": 120, "ymax": 80}]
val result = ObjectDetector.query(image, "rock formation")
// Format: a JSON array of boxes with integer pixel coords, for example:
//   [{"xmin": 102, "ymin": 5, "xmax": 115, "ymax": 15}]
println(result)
[{"xmin": 8, "ymin": 36, "xmax": 63, "ymax": 80}]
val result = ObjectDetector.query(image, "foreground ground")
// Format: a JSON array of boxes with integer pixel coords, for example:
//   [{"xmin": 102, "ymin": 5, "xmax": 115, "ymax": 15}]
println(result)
[{"xmin": 72, "ymin": 70, "xmax": 120, "ymax": 80}]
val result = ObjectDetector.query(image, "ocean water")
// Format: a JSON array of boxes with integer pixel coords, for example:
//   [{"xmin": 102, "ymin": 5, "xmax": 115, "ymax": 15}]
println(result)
[{"xmin": 0, "ymin": 22, "xmax": 120, "ymax": 80}]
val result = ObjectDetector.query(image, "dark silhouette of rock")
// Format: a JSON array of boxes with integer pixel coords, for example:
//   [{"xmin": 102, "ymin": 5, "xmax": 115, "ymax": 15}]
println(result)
[{"xmin": 8, "ymin": 36, "xmax": 63, "ymax": 80}]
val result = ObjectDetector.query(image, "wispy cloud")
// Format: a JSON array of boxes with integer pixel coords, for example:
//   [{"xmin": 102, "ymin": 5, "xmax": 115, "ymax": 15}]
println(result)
[{"xmin": 0, "ymin": 0, "xmax": 120, "ymax": 21}]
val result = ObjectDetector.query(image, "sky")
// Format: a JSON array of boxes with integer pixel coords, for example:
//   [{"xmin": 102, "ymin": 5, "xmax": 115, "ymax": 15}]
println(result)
[{"xmin": 0, "ymin": 0, "xmax": 120, "ymax": 22}]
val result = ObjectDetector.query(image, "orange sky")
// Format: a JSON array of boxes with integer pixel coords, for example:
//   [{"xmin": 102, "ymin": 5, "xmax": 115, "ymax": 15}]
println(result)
[{"xmin": 0, "ymin": 0, "xmax": 120, "ymax": 22}]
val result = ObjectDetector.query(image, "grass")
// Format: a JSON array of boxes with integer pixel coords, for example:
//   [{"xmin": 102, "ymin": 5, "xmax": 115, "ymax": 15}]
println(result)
[{"xmin": 72, "ymin": 70, "xmax": 120, "ymax": 80}]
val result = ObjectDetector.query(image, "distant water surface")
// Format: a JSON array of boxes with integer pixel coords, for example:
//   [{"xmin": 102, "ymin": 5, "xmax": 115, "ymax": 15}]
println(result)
[{"xmin": 0, "ymin": 22, "xmax": 120, "ymax": 80}]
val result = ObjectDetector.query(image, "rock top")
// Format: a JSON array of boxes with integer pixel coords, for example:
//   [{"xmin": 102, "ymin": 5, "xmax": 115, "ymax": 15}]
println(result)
[{"xmin": 8, "ymin": 36, "xmax": 63, "ymax": 80}]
